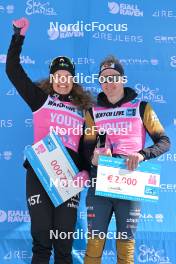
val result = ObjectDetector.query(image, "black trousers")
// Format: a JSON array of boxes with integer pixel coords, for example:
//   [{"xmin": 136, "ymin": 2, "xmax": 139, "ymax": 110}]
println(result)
[{"xmin": 26, "ymin": 167, "xmax": 79, "ymax": 264}]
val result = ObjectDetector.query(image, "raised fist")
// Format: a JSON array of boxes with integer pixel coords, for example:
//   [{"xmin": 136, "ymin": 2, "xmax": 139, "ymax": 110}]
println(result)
[{"xmin": 12, "ymin": 17, "xmax": 29, "ymax": 36}]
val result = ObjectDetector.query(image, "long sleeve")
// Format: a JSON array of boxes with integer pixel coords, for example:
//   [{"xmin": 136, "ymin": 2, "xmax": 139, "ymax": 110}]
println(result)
[
  {"xmin": 139, "ymin": 102, "xmax": 171, "ymax": 160},
  {"xmin": 6, "ymin": 34, "xmax": 47, "ymax": 111}
]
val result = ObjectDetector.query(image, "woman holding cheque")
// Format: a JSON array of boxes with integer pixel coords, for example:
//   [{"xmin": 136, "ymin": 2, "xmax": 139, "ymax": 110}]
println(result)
[
  {"xmin": 84, "ymin": 55, "xmax": 170, "ymax": 264},
  {"xmin": 6, "ymin": 17, "xmax": 92, "ymax": 264}
]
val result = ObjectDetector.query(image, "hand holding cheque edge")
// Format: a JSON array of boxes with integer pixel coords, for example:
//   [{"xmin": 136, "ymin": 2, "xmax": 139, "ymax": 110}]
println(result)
[{"xmin": 92, "ymin": 148, "xmax": 144, "ymax": 171}]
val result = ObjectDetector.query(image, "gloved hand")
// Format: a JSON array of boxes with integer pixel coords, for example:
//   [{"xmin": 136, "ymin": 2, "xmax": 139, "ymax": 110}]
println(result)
[
  {"xmin": 12, "ymin": 17, "xmax": 29, "ymax": 36},
  {"xmin": 73, "ymin": 170, "xmax": 89, "ymax": 188},
  {"xmin": 92, "ymin": 147, "xmax": 112, "ymax": 166}
]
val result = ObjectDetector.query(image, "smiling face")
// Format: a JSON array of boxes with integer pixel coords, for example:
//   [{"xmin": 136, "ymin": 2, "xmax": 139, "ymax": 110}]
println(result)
[
  {"xmin": 100, "ymin": 68, "xmax": 124, "ymax": 103},
  {"xmin": 52, "ymin": 70, "xmax": 73, "ymax": 95}
]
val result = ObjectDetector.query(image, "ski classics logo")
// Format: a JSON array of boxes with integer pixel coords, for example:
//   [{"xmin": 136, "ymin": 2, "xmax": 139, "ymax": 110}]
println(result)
[
  {"xmin": 135, "ymin": 83, "xmax": 166, "ymax": 103},
  {"xmin": 138, "ymin": 244, "xmax": 172, "ymax": 263},
  {"xmin": 25, "ymin": 0, "xmax": 57, "ymax": 16},
  {"xmin": 24, "ymin": 118, "xmax": 33, "ymax": 128},
  {"xmin": 170, "ymin": 56, "xmax": 176, "ymax": 67},
  {"xmin": 108, "ymin": 2, "xmax": 143, "ymax": 16}
]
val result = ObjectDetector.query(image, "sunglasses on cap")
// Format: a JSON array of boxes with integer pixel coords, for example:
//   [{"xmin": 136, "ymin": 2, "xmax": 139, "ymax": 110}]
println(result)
[
  {"xmin": 99, "ymin": 74, "xmax": 121, "ymax": 84},
  {"xmin": 49, "ymin": 56, "xmax": 75, "ymax": 70}
]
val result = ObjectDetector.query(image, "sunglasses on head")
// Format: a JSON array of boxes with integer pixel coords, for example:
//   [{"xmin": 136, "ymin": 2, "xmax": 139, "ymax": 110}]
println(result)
[
  {"xmin": 99, "ymin": 74, "xmax": 121, "ymax": 84},
  {"xmin": 49, "ymin": 56, "xmax": 75, "ymax": 69}
]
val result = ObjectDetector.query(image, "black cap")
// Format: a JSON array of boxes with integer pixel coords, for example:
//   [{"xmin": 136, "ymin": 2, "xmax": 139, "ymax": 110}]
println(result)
[
  {"xmin": 99, "ymin": 62, "xmax": 124, "ymax": 76},
  {"xmin": 49, "ymin": 56, "xmax": 75, "ymax": 76}
]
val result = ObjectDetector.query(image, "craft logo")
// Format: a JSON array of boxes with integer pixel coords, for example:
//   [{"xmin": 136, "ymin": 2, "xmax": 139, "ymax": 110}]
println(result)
[
  {"xmin": 25, "ymin": 0, "xmax": 57, "ymax": 16},
  {"xmin": 154, "ymin": 36, "xmax": 176, "ymax": 44},
  {"xmin": 138, "ymin": 244, "xmax": 172, "ymax": 263},
  {"xmin": 0, "ymin": 210, "xmax": 30, "ymax": 223},
  {"xmin": 108, "ymin": 2, "xmax": 143, "ymax": 16},
  {"xmin": 135, "ymin": 83, "xmax": 166, "ymax": 103},
  {"xmin": 160, "ymin": 184, "xmax": 176, "ymax": 193}
]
